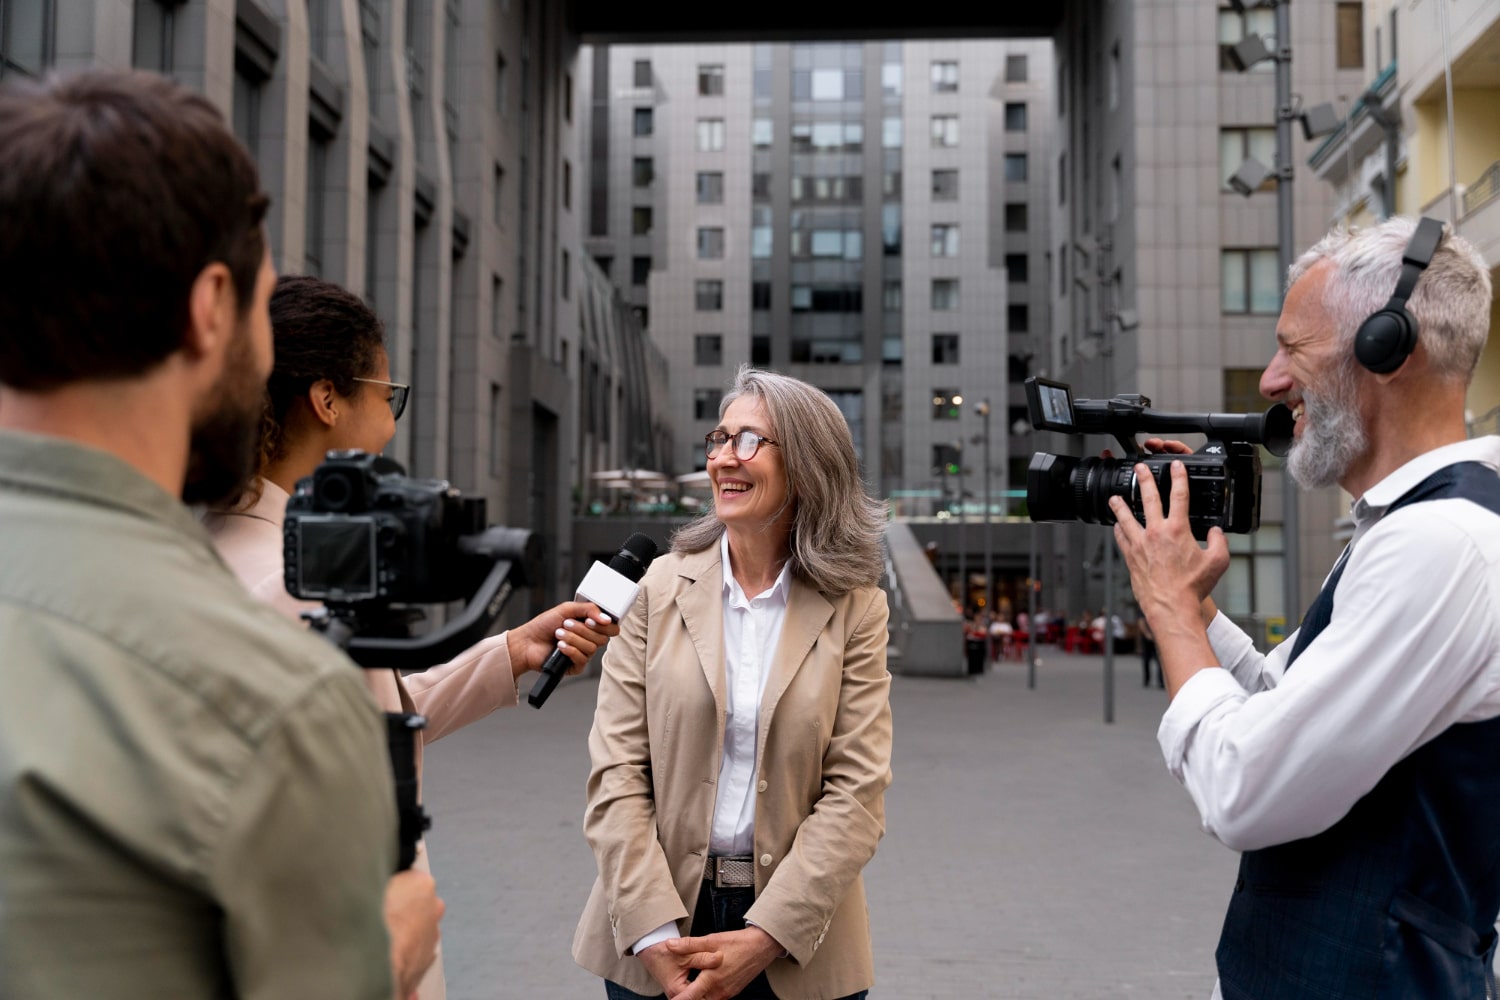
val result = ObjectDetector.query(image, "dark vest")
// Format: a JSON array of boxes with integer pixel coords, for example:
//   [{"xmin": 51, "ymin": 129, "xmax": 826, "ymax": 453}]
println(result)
[{"xmin": 1217, "ymin": 462, "xmax": 1500, "ymax": 1000}]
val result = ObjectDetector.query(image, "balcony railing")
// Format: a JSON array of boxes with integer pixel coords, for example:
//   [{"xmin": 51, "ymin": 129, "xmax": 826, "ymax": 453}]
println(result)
[{"xmin": 1463, "ymin": 160, "xmax": 1500, "ymax": 217}]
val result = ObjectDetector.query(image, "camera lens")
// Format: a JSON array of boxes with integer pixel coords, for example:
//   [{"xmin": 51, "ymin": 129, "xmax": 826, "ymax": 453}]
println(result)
[
  {"xmin": 1027, "ymin": 453, "xmax": 1137, "ymax": 527},
  {"xmin": 315, "ymin": 470, "xmax": 356, "ymax": 511}
]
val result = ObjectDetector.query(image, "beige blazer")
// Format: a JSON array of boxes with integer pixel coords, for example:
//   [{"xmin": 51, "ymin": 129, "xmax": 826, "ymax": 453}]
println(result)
[{"xmin": 572, "ymin": 545, "xmax": 893, "ymax": 999}]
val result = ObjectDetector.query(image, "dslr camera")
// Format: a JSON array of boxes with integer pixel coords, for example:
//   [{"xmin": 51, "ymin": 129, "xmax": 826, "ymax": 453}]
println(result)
[{"xmin": 1024, "ymin": 377, "xmax": 1293, "ymax": 540}]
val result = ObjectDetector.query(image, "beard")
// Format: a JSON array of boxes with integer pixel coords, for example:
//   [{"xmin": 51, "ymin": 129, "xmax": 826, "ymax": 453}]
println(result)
[
  {"xmin": 181, "ymin": 324, "xmax": 266, "ymax": 507},
  {"xmin": 1285, "ymin": 360, "xmax": 1368, "ymax": 490}
]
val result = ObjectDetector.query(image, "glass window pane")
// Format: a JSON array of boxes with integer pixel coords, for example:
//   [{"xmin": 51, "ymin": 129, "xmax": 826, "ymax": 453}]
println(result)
[
  {"xmin": 1224, "ymin": 556, "xmax": 1253, "ymax": 615},
  {"xmin": 882, "ymin": 63, "xmax": 902, "ymax": 98},
  {"xmin": 812, "ymin": 68, "xmax": 843, "ymax": 100},
  {"xmin": 1219, "ymin": 131, "xmax": 1242, "ymax": 187},
  {"xmin": 1250, "ymin": 249, "xmax": 1281, "ymax": 313},
  {"xmin": 1255, "ymin": 554, "xmax": 1284, "ymax": 613},
  {"xmin": 1221, "ymin": 251, "xmax": 1247, "ymax": 312},
  {"xmin": 1248, "ymin": 128, "xmax": 1277, "ymax": 169}
]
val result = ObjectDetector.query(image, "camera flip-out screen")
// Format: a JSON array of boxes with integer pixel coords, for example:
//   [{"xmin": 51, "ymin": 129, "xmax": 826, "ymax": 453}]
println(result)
[
  {"xmin": 1026, "ymin": 377, "xmax": 1076, "ymax": 431},
  {"xmin": 297, "ymin": 516, "xmax": 379, "ymax": 600}
]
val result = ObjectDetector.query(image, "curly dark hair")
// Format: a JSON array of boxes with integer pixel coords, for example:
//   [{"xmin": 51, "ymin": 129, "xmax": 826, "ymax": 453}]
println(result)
[{"xmin": 256, "ymin": 274, "xmax": 388, "ymax": 473}]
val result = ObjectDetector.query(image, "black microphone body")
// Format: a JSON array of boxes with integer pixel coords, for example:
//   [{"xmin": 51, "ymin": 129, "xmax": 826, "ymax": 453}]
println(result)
[{"xmin": 527, "ymin": 532, "xmax": 657, "ymax": 707}]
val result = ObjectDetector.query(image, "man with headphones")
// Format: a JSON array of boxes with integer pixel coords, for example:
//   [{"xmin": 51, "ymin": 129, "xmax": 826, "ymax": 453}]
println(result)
[{"xmin": 1112, "ymin": 216, "xmax": 1500, "ymax": 999}]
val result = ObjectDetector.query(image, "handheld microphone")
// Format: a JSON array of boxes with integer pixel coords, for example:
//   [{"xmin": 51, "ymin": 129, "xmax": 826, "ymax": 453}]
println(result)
[{"xmin": 527, "ymin": 532, "xmax": 658, "ymax": 708}]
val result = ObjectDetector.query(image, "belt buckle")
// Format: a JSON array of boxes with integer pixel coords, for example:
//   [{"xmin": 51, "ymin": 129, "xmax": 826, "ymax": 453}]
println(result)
[{"xmin": 707, "ymin": 856, "xmax": 753, "ymax": 888}]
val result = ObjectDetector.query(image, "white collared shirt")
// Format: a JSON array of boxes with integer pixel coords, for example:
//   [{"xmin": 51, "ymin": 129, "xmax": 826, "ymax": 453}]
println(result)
[
  {"xmin": 1160, "ymin": 436, "xmax": 1500, "ymax": 859},
  {"xmin": 631, "ymin": 532, "xmax": 791, "ymax": 956}
]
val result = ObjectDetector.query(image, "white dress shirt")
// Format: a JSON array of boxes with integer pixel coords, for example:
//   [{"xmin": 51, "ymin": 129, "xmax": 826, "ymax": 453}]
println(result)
[
  {"xmin": 632, "ymin": 532, "xmax": 791, "ymax": 955},
  {"xmin": 1157, "ymin": 437, "xmax": 1500, "ymax": 998}
]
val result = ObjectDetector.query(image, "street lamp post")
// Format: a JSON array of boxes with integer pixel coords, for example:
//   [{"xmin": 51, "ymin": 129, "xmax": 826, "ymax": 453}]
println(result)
[
  {"xmin": 974, "ymin": 400, "xmax": 993, "ymax": 623},
  {"xmin": 955, "ymin": 437, "xmax": 966, "ymax": 612}
]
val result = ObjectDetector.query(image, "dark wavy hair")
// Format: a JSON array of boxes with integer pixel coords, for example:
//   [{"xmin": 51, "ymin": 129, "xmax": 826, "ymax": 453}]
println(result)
[{"xmin": 0, "ymin": 70, "xmax": 268, "ymax": 390}]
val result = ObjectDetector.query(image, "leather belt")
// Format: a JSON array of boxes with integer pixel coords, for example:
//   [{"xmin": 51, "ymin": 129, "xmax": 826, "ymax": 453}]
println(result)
[{"xmin": 704, "ymin": 855, "xmax": 755, "ymax": 888}]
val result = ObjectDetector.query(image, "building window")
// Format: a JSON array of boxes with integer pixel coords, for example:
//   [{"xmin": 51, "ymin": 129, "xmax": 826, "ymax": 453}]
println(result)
[
  {"xmin": 232, "ymin": 65, "xmax": 263, "ymax": 166},
  {"xmin": 751, "ymin": 209, "xmax": 771, "ymax": 259},
  {"xmin": 1222, "ymin": 248, "xmax": 1281, "ymax": 314},
  {"xmin": 305, "ymin": 126, "xmax": 329, "ymax": 277},
  {"xmin": 697, "ymin": 171, "xmax": 724, "ymax": 204},
  {"xmin": 1336, "ymin": 3, "xmax": 1364, "ymax": 69},
  {"xmin": 632, "ymin": 206, "xmax": 653, "ymax": 235},
  {"xmin": 1008, "ymin": 304, "xmax": 1029, "ymax": 332},
  {"xmin": 752, "ymin": 281, "xmax": 771, "ymax": 310},
  {"xmin": 1005, "ymin": 203, "xmax": 1028, "ymax": 233},
  {"xmin": 932, "ymin": 333, "xmax": 960, "ymax": 364},
  {"xmin": 492, "ymin": 164, "xmax": 506, "ymax": 226},
  {"xmin": 696, "ymin": 118, "xmax": 725, "ymax": 152},
  {"xmin": 1219, "ymin": 6, "xmax": 1276, "ymax": 73},
  {"xmin": 752, "ymin": 335, "xmax": 771, "ymax": 365},
  {"xmin": 883, "ymin": 117, "xmax": 902, "ymax": 149},
  {"xmin": 2, "ymin": 0, "xmax": 53, "ymax": 79},
  {"xmin": 1004, "ymin": 153, "xmax": 1028, "ymax": 182},
  {"xmin": 1220, "ymin": 127, "xmax": 1276, "ymax": 192},
  {"xmin": 491, "ymin": 274, "xmax": 504, "ymax": 337},
  {"xmin": 932, "ymin": 169, "xmax": 959, "ymax": 201},
  {"xmin": 695, "ymin": 280, "xmax": 724, "ymax": 311},
  {"xmin": 694, "ymin": 388, "xmax": 722, "ymax": 420},
  {"xmin": 752, "ymin": 118, "xmax": 772, "ymax": 148},
  {"xmin": 697, "ymin": 227, "xmax": 725, "ymax": 260},
  {"xmin": 694, "ymin": 334, "xmax": 723, "ymax": 366},
  {"xmin": 931, "ymin": 224, "xmax": 959, "ymax": 257},
  {"xmin": 1004, "ymin": 102, "xmax": 1027, "ymax": 132},
  {"xmin": 632, "ymin": 156, "xmax": 654, "ymax": 188},
  {"xmin": 931, "ymin": 60, "xmax": 958, "ymax": 93},
  {"xmin": 931, "ymin": 279, "xmax": 960, "ymax": 312},
  {"xmin": 930, "ymin": 114, "xmax": 959, "ymax": 148},
  {"xmin": 1005, "ymin": 54, "xmax": 1027, "ymax": 82},
  {"xmin": 562, "ymin": 159, "xmax": 572, "ymax": 210},
  {"xmin": 633, "ymin": 107, "xmax": 653, "ymax": 136},
  {"xmin": 698, "ymin": 63, "xmax": 725, "ymax": 96},
  {"xmin": 631, "ymin": 255, "xmax": 650, "ymax": 285},
  {"xmin": 882, "ymin": 204, "xmax": 901, "ymax": 255},
  {"xmin": 563, "ymin": 72, "xmax": 572, "ymax": 123},
  {"xmin": 751, "ymin": 172, "xmax": 771, "ymax": 200},
  {"xmin": 495, "ymin": 53, "xmax": 506, "ymax": 118},
  {"xmin": 1058, "ymin": 153, "xmax": 1067, "ymax": 205},
  {"xmin": 884, "ymin": 280, "xmax": 902, "ymax": 311},
  {"xmin": 811, "ymin": 67, "xmax": 843, "ymax": 100},
  {"xmin": 1006, "ymin": 254, "xmax": 1028, "ymax": 282},
  {"xmin": 633, "ymin": 58, "xmax": 651, "ymax": 87},
  {"xmin": 560, "ymin": 249, "xmax": 570, "ymax": 300},
  {"xmin": 1008, "ymin": 353, "xmax": 1030, "ymax": 384},
  {"xmin": 133, "ymin": 0, "xmax": 175, "ymax": 72},
  {"xmin": 932, "ymin": 390, "xmax": 962, "ymax": 420},
  {"xmin": 883, "ymin": 171, "xmax": 902, "ymax": 198}
]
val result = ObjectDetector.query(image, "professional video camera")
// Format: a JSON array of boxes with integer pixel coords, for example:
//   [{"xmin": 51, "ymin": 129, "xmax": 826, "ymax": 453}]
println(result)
[
  {"xmin": 283, "ymin": 450, "xmax": 540, "ymax": 869},
  {"xmin": 1024, "ymin": 377, "xmax": 1293, "ymax": 540}
]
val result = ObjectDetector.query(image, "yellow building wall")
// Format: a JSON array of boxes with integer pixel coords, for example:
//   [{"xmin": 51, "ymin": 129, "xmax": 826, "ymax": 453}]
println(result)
[
  {"xmin": 1413, "ymin": 88, "xmax": 1500, "ymax": 210},
  {"xmin": 1470, "ymin": 290, "xmax": 1500, "ymax": 432}
]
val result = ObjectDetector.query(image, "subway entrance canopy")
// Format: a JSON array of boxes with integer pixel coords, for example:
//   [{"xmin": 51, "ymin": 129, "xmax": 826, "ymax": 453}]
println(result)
[{"xmin": 569, "ymin": 3, "xmax": 1063, "ymax": 43}]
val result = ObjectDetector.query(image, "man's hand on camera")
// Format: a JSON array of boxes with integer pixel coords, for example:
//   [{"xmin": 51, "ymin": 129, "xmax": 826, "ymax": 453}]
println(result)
[
  {"xmin": 505, "ymin": 601, "xmax": 621, "ymax": 680},
  {"xmin": 1109, "ymin": 460, "xmax": 1226, "ymax": 697},
  {"xmin": 384, "ymin": 868, "xmax": 444, "ymax": 1000},
  {"xmin": 1113, "ymin": 438, "xmax": 1220, "ymax": 629}
]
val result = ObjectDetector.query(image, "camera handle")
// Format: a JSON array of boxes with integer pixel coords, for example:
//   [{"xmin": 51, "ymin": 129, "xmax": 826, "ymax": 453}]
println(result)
[{"xmin": 305, "ymin": 609, "xmax": 431, "ymax": 873}]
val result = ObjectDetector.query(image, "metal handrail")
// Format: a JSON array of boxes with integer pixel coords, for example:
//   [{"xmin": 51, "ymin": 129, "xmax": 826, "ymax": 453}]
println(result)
[{"xmin": 1462, "ymin": 160, "xmax": 1500, "ymax": 217}]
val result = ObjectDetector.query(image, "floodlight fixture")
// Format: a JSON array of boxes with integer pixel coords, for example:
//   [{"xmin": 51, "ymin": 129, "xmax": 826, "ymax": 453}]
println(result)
[
  {"xmin": 1300, "ymin": 101, "xmax": 1341, "ymax": 140},
  {"xmin": 1228, "ymin": 33, "xmax": 1274, "ymax": 72},
  {"xmin": 1229, "ymin": 156, "xmax": 1274, "ymax": 197}
]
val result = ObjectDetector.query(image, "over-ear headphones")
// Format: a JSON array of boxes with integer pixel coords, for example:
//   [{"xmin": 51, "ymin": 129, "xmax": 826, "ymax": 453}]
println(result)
[{"xmin": 1353, "ymin": 216, "xmax": 1446, "ymax": 374}]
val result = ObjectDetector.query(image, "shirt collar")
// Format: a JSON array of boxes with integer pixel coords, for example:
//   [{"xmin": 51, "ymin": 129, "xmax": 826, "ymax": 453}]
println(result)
[
  {"xmin": 1351, "ymin": 436, "xmax": 1500, "ymax": 527},
  {"xmin": 719, "ymin": 531, "xmax": 792, "ymax": 608},
  {"xmin": 0, "ymin": 428, "xmax": 210, "ymax": 544}
]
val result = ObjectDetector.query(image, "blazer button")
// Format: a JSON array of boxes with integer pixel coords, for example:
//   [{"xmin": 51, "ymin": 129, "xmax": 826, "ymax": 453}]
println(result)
[
  {"xmin": 760, "ymin": 853, "xmax": 772, "ymax": 867},
  {"xmin": 1234, "ymin": 879, "xmax": 1245, "ymax": 892},
  {"xmin": 757, "ymin": 779, "xmax": 768, "ymax": 793}
]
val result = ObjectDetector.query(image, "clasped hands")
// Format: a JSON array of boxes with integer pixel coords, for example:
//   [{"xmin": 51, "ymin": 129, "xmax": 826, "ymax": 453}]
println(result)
[{"xmin": 638, "ymin": 926, "xmax": 784, "ymax": 1000}]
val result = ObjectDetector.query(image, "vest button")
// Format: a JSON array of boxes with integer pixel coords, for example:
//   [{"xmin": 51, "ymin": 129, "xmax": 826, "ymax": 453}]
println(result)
[{"xmin": 1234, "ymin": 878, "xmax": 1245, "ymax": 892}]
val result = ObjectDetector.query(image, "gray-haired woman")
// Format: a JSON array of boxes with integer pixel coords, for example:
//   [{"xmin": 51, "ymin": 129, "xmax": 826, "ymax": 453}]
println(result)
[{"xmin": 572, "ymin": 367, "xmax": 893, "ymax": 1000}]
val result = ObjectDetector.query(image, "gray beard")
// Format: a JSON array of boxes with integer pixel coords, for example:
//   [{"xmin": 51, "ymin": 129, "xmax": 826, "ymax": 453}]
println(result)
[{"xmin": 1285, "ymin": 374, "xmax": 1367, "ymax": 490}]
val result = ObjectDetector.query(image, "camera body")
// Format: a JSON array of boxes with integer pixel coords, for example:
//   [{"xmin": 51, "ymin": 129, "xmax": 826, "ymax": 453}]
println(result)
[
  {"xmin": 1024, "ymin": 378, "xmax": 1292, "ymax": 540},
  {"xmin": 284, "ymin": 450, "xmax": 488, "ymax": 606}
]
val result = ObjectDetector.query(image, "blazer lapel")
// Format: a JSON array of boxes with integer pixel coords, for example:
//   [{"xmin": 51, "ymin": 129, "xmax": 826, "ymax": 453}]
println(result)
[
  {"xmin": 760, "ymin": 575, "xmax": 834, "ymax": 723},
  {"xmin": 675, "ymin": 546, "xmax": 726, "ymax": 722}
]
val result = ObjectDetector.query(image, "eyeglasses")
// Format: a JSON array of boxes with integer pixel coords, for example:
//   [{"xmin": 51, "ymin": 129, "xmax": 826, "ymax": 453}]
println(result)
[
  {"xmin": 353, "ymin": 377, "xmax": 410, "ymax": 420},
  {"xmin": 705, "ymin": 429, "xmax": 778, "ymax": 461}
]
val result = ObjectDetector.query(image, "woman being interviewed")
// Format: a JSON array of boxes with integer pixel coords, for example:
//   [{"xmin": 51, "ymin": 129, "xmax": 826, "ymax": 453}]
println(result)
[{"xmin": 573, "ymin": 367, "xmax": 893, "ymax": 1000}]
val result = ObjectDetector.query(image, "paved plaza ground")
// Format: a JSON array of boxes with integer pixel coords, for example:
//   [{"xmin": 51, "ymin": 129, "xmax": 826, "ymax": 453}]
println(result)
[{"xmin": 422, "ymin": 649, "xmax": 1239, "ymax": 999}]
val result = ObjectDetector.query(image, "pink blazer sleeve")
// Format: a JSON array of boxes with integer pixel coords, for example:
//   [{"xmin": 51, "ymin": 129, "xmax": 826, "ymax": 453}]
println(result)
[{"xmin": 402, "ymin": 633, "xmax": 519, "ymax": 743}]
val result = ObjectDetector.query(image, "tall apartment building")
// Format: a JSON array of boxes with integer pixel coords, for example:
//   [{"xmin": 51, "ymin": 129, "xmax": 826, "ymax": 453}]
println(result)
[
  {"xmin": 1050, "ymin": 0, "xmax": 1363, "ymax": 632},
  {"xmin": 2, "ymin": 0, "xmax": 671, "ymax": 607},
  {"xmin": 579, "ymin": 40, "xmax": 1052, "ymax": 515},
  {"xmin": 1309, "ymin": 0, "xmax": 1500, "ymax": 434}
]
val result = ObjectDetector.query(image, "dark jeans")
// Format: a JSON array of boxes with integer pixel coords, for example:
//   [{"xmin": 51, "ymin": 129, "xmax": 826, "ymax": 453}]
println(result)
[{"xmin": 604, "ymin": 881, "xmax": 870, "ymax": 1000}]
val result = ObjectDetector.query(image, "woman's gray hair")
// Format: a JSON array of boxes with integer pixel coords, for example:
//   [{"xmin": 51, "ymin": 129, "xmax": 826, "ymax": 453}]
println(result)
[
  {"xmin": 1286, "ymin": 216, "xmax": 1492, "ymax": 384},
  {"xmin": 672, "ymin": 366, "xmax": 887, "ymax": 595}
]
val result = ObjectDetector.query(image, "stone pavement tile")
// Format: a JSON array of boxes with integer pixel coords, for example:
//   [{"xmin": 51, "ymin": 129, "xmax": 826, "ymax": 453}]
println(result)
[{"xmin": 423, "ymin": 651, "xmax": 1239, "ymax": 999}]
